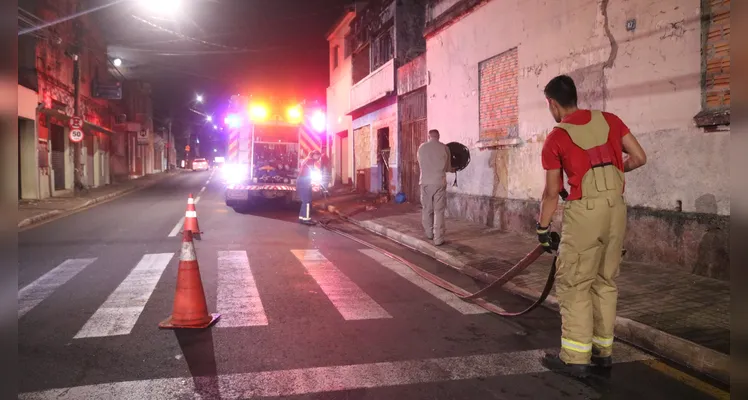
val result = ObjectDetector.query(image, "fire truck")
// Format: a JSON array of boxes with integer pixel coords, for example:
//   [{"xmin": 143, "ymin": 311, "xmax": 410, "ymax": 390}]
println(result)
[{"xmin": 221, "ymin": 95, "xmax": 327, "ymax": 210}]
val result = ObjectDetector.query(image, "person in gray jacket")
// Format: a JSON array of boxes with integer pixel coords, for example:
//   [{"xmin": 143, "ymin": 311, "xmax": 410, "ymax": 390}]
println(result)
[{"xmin": 417, "ymin": 129, "xmax": 453, "ymax": 245}]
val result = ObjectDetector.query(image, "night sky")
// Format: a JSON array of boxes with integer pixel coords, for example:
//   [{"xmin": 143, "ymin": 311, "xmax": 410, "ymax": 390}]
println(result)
[{"xmin": 95, "ymin": 0, "xmax": 353, "ymax": 141}]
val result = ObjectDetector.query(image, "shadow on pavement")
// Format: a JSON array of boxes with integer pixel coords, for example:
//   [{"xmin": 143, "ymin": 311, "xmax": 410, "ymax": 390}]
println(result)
[
  {"xmin": 175, "ymin": 328, "xmax": 220, "ymax": 398},
  {"xmin": 231, "ymin": 199, "xmax": 304, "ymax": 222}
]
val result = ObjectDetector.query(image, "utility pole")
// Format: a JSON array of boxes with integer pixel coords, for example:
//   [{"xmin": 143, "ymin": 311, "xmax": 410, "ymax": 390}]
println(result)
[{"xmin": 72, "ymin": 17, "xmax": 83, "ymax": 192}]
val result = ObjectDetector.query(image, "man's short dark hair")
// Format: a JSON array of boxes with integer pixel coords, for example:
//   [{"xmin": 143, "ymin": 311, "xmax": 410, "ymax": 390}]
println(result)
[{"xmin": 544, "ymin": 75, "xmax": 578, "ymax": 108}]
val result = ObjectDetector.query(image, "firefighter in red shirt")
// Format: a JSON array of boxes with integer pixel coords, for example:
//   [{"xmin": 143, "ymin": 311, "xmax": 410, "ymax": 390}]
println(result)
[{"xmin": 537, "ymin": 75, "xmax": 647, "ymax": 378}]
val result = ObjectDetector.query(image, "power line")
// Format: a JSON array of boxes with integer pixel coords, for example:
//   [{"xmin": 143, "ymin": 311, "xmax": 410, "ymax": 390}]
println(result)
[
  {"xmin": 18, "ymin": 0, "xmax": 128, "ymax": 36},
  {"xmin": 129, "ymin": 14, "xmax": 249, "ymax": 51},
  {"xmin": 18, "ymin": 6, "xmax": 128, "ymax": 82}
]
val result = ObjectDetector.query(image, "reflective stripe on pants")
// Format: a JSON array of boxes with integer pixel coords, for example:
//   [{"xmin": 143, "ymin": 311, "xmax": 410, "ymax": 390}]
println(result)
[
  {"xmin": 561, "ymin": 338, "xmax": 592, "ymax": 354},
  {"xmin": 556, "ymin": 193, "xmax": 626, "ymax": 364},
  {"xmin": 299, "ymin": 202, "xmax": 311, "ymax": 221}
]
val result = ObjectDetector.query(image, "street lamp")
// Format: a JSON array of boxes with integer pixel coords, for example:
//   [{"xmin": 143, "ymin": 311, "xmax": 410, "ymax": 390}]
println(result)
[
  {"xmin": 113, "ymin": 58, "xmax": 122, "ymax": 67},
  {"xmin": 196, "ymin": 94, "xmax": 204, "ymax": 103},
  {"xmin": 138, "ymin": 0, "xmax": 183, "ymax": 16},
  {"xmin": 213, "ymin": 125, "xmax": 218, "ymax": 130},
  {"xmin": 206, "ymin": 115, "xmax": 213, "ymax": 122}
]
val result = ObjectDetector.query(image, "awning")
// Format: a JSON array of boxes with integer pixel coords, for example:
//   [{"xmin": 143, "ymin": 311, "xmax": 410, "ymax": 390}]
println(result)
[
  {"xmin": 38, "ymin": 108, "xmax": 114, "ymax": 136},
  {"xmin": 83, "ymin": 121, "xmax": 114, "ymax": 136},
  {"xmin": 38, "ymin": 107, "xmax": 71, "ymax": 122}
]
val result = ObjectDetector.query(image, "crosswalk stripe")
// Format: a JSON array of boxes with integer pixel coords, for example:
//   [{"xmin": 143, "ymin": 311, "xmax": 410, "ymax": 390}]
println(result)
[
  {"xmin": 73, "ymin": 253, "xmax": 174, "ymax": 339},
  {"xmin": 18, "ymin": 258, "xmax": 98, "ymax": 318},
  {"xmin": 359, "ymin": 249, "xmax": 488, "ymax": 315},
  {"xmin": 167, "ymin": 217, "xmax": 184, "ymax": 237},
  {"xmin": 291, "ymin": 249, "xmax": 392, "ymax": 321},
  {"xmin": 217, "ymin": 250, "xmax": 268, "ymax": 327},
  {"xmin": 18, "ymin": 343, "xmax": 655, "ymax": 399}
]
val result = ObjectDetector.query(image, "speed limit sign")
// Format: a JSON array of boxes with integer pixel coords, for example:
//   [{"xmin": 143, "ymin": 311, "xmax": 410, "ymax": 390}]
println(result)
[{"xmin": 69, "ymin": 129, "xmax": 84, "ymax": 143}]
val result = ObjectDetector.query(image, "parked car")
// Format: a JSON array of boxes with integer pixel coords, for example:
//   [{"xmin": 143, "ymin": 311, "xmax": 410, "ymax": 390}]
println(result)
[{"xmin": 192, "ymin": 158, "xmax": 209, "ymax": 171}]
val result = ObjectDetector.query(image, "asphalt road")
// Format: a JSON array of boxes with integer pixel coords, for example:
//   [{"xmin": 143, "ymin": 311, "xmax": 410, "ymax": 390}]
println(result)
[{"xmin": 18, "ymin": 170, "xmax": 728, "ymax": 399}]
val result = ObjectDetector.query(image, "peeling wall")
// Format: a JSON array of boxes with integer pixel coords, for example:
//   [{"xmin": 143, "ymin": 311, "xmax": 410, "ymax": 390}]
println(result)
[
  {"xmin": 426, "ymin": 0, "xmax": 729, "ymax": 215},
  {"xmin": 352, "ymin": 98, "xmax": 399, "ymax": 193},
  {"xmin": 425, "ymin": 0, "xmax": 730, "ymax": 279}
]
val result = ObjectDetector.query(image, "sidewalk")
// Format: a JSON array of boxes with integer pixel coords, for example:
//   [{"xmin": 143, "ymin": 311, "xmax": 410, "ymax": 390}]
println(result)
[
  {"xmin": 315, "ymin": 193, "xmax": 730, "ymax": 384},
  {"xmin": 18, "ymin": 171, "xmax": 175, "ymax": 228}
]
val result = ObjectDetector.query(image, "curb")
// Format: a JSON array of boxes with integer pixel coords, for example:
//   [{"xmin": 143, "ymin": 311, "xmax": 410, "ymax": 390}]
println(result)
[
  {"xmin": 18, "ymin": 174, "xmax": 170, "ymax": 229},
  {"xmin": 320, "ymin": 203, "xmax": 730, "ymax": 385}
]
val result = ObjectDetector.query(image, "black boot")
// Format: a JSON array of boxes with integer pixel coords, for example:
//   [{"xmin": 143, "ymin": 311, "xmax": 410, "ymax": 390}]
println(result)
[
  {"xmin": 541, "ymin": 353, "xmax": 590, "ymax": 378},
  {"xmin": 591, "ymin": 348, "xmax": 612, "ymax": 369}
]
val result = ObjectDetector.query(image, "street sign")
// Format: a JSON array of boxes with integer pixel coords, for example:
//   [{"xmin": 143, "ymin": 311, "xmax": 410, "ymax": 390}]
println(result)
[
  {"xmin": 69, "ymin": 116, "xmax": 83, "ymax": 130},
  {"xmin": 137, "ymin": 130, "xmax": 149, "ymax": 144},
  {"xmin": 69, "ymin": 129, "xmax": 84, "ymax": 143}
]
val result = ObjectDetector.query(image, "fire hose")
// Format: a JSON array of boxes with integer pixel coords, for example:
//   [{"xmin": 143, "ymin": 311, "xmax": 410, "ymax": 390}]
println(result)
[
  {"xmin": 318, "ymin": 188, "xmax": 571, "ymax": 318},
  {"xmin": 319, "ymin": 216, "xmax": 561, "ymax": 318}
]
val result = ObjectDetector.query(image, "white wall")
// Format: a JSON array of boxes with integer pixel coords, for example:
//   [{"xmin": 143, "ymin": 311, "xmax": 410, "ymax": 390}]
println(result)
[
  {"xmin": 327, "ymin": 12, "xmax": 356, "ymax": 184},
  {"xmin": 426, "ymin": 0, "xmax": 729, "ymax": 215}
]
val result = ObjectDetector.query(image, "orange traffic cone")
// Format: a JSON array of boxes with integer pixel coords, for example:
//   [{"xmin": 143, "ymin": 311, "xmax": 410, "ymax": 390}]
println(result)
[
  {"xmin": 183, "ymin": 193, "xmax": 202, "ymax": 240},
  {"xmin": 159, "ymin": 229, "xmax": 220, "ymax": 329}
]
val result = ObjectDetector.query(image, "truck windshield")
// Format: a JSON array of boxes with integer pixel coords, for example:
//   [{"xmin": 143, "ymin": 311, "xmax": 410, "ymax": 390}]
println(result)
[{"xmin": 254, "ymin": 125, "xmax": 299, "ymax": 143}]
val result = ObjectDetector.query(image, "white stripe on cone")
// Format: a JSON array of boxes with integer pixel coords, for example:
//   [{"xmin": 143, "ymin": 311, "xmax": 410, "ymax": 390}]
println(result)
[
  {"xmin": 181, "ymin": 240, "xmax": 197, "ymax": 261},
  {"xmin": 187, "ymin": 198, "xmax": 194, "ymax": 204},
  {"xmin": 185, "ymin": 211, "xmax": 197, "ymax": 218}
]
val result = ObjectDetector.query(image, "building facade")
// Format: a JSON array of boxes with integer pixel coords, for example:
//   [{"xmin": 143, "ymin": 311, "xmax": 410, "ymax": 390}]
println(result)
[
  {"xmin": 18, "ymin": 0, "xmax": 163, "ymax": 199},
  {"xmin": 423, "ymin": 0, "xmax": 730, "ymax": 279},
  {"xmin": 326, "ymin": 6, "xmax": 357, "ymax": 186},
  {"xmin": 18, "ymin": 0, "xmax": 120, "ymax": 199},
  {"xmin": 343, "ymin": 0, "xmax": 427, "ymax": 196},
  {"xmin": 113, "ymin": 80, "xmax": 156, "ymax": 179}
]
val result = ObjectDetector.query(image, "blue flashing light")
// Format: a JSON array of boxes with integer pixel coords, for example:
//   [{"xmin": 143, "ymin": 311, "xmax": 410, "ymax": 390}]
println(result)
[{"xmin": 224, "ymin": 114, "xmax": 241, "ymax": 128}]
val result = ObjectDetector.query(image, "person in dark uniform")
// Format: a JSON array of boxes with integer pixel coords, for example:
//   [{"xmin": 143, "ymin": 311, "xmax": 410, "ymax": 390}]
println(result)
[{"xmin": 297, "ymin": 150, "xmax": 322, "ymax": 225}]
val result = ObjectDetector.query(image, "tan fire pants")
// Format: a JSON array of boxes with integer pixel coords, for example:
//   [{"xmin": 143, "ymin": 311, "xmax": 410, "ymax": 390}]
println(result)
[
  {"xmin": 421, "ymin": 184, "xmax": 446, "ymax": 243},
  {"xmin": 556, "ymin": 189, "xmax": 627, "ymax": 364}
]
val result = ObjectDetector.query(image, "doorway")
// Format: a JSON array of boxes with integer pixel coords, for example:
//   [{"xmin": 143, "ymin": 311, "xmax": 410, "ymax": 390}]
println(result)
[
  {"xmin": 376, "ymin": 127, "xmax": 390, "ymax": 193},
  {"xmin": 337, "ymin": 131, "xmax": 350, "ymax": 185},
  {"xmin": 18, "ymin": 117, "xmax": 38, "ymax": 199},
  {"xmin": 398, "ymin": 88, "xmax": 427, "ymax": 204},
  {"xmin": 50, "ymin": 124, "xmax": 66, "ymax": 191}
]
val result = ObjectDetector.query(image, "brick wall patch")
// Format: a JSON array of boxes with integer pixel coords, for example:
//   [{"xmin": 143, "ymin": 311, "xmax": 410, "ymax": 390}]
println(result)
[
  {"xmin": 478, "ymin": 47, "xmax": 519, "ymax": 142},
  {"xmin": 696, "ymin": 0, "xmax": 730, "ymax": 127}
]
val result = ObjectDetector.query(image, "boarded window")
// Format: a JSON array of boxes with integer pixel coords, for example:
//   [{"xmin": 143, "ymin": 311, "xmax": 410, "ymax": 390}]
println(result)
[
  {"xmin": 696, "ymin": 0, "xmax": 730, "ymax": 127},
  {"xmin": 478, "ymin": 47, "xmax": 518, "ymax": 141}
]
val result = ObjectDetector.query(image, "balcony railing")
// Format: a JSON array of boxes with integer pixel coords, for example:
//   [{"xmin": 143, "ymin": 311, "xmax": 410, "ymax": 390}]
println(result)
[{"xmin": 349, "ymin": 59, "xmax": 395, "ymax": 112}]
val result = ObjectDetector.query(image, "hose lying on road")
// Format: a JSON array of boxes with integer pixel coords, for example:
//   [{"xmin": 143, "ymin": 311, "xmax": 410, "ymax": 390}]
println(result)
[{"xmin": 318, "ymin": 215, "xmax": 558, "ymax": 318}]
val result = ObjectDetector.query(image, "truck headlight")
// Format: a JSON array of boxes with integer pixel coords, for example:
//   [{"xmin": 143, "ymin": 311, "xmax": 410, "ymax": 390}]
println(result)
[
  {"xmin": 310, "ymin": 169, "xmax": 322, "ymax": 185},
  {"xmin": 223, "ymin": 164, "xmax": 249, "ymax": 183}
]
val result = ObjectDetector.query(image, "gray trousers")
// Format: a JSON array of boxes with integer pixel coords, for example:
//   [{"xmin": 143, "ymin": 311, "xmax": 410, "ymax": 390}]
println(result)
[{"xmin": 421, "ymin": 184, "xmax": 446, "ymax": 242}]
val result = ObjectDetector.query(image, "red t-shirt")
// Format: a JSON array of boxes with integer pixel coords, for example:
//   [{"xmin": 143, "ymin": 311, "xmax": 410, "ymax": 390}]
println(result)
[{"xmin": 541, "ymin": 110, "xmax": 630, "ymax": 201}]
